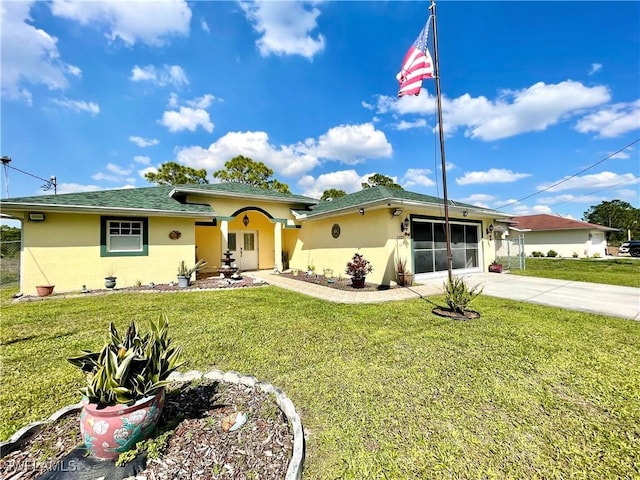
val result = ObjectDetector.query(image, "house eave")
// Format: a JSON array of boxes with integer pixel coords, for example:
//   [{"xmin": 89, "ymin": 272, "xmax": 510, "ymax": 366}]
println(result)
[{"xmin": 0, "ymin": 203, "xmax": 215, "ymax": 218}]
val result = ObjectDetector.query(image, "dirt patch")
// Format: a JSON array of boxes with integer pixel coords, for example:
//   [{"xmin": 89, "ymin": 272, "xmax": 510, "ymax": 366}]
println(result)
[{"xmin": 0, "ymin": 380, "xmax": 293, "ymax": 480}]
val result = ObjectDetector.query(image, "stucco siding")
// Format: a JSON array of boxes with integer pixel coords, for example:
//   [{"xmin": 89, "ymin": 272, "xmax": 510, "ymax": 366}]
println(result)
[
  {"xmin": 22, "ymin": 213, "xmax": 196, "ymax": 294},
  {"xmin": 522, "ymin": 230, "xmax": 606, "ymax": 257}
]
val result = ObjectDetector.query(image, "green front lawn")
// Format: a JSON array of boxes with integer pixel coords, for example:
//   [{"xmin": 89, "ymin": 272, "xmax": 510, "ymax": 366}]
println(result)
[
  {"xmin": 1, "ymin": 287, "xmax": 639, "ymax": 478},
  {"xmin": 505, "ymin": 257, "xmax": 640, "ymax": 287}
]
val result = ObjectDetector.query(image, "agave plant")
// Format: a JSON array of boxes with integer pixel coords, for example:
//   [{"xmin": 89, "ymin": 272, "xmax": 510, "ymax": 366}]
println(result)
[
  {"xmin": 67, "ymin": 316, "xmax": 184, "ymax": 406},
  {"xmin": 443, "ymin": 276, "xmax": 483, "ymax": 314}
]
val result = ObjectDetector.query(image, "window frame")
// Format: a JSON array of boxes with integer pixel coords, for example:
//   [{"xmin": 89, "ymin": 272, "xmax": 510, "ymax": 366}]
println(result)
[{"xmin": 100, "ymin": 216, "xmax": 149, "ymax": 257}]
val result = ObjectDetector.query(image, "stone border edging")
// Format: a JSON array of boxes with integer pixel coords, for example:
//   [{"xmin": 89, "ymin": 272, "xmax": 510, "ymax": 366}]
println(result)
[{"xmin": 1, "ymin": 369, "xmax": 305, "ymax": 480}]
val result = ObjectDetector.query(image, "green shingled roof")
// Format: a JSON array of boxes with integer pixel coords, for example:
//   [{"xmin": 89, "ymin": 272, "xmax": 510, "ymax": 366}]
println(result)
[
  {"xmin": 293, "ymin": 186, "xmax": 482, "ymax": 217},
  {"xmin": 170, "ymin": 182, "xmax": 318, "ymax": 205},
  {"xmin": 0, "ymin": 185, "xmax": 213, "ymax": 214}
]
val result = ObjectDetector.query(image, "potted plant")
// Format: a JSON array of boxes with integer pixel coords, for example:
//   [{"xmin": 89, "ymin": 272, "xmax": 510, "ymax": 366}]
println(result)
[
  {"xmin": 67, "ymin": 316, "xmax": 183, "ymax": 460},
  {"xmin": 35, "ymin": 285, "xmax": 55, "ymax": 297},
  {"xmin": 488, "ymin": 260, "xmax": 503, "ymax": 273},
  {"xmin": 345, "ymin": 252, "xmax": 373, "ymax": 288},
  {"xmin": 395, "ymin": 257, "xmax": 414, "ymax": 287},
  {"xmin": 177, "ymin": 259, "xmax": 207, "ymax": 287},
  {"xmin": 104, "ymin": 266, "xmax": 117, "ymax": 289}
]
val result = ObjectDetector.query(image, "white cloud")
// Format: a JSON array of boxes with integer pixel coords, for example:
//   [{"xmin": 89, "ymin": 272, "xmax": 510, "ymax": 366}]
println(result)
[
  {"xmin": 298, "ymin": 170, "xmax": 364, "ymax": 198},
  {"xmin": 175, "ymin": 123, "xmax": 391, "ymax": 178},
  {"xmin": 138, "ymin": 166, "xmax": 157, "ymax": 179},
  {"xmin": 312, "ymin": 123, "xmax": 392, "ymax": 164},
  {"xmin": 460, "ymin": 193, "xmax": 496, "ymax": 209},
  {"xmin": 201, "ymin": 19, "xmax": 210, "ymax": 33},
  {"xmin": 401, "ymin": 168, "xmax": 435, "ymax": 189},
  {"xmin": 456, "ymin": 168, "xmax": 531, "ymax": 185},
  {"xmin": 92, "ymin": 163, "xmax": 132, "ymax": 183},
  {"xmin": 374, "ymin": 81, "xmax": 611, "ymax": 141},
  {"xmin": 589, "ymin": 63, "xmax": 602, "ymax": 75},
  {"xmin": 129, "ymin": 136, "xmax": 159, "ymax": 148},
  {"xmin": 538, "ymin": 171, "xmax": 639, "ymax": 193},
  {"xmin": 510, "ymin": 204, "xmax": 553, "ymax": 216},
  {"xmin": 176, "ymin": 131, "xmax": 319, "ymax": 177},
  {"xmin": 130, "ymin": 65, "xmax": 188, "ymax": 87},
  {"xmin": 1, "ymin": 1, "xmax": 81, "ymax": 101},
  {"xmin": 537, "ymin": 193, "xmax": 602, "ymax": 205},
  {"xmin": 239, "ymin": 0, "xmax": 325, "ymax": 59},
  {"xmin": 394, "ymin": 119, "xmax": 428, "ymax": 131},
  {"xmin": 186, "ymin": 94, "xmax": 215, "ymax": 109},
  {"xmin": 51, "ymin": 98, "xmax": 99, "ymax": 115},
  {"xmin": 50, "ymin": 0, "xmax": 192, "ymax": 46},
  {"xmin": 160, "ymin": 107, "xmax": 214, "ymax": 133},
  {"xmin": 574, "ymin": 100, "xmax": 640, "ymax": 138},
  {"xmin": 133, "ymin": 155, "xmax": 151, "ymax": 165},
  {"xmin": 55, "ymin": 183, "xmax": 103, "ymax": 194}
]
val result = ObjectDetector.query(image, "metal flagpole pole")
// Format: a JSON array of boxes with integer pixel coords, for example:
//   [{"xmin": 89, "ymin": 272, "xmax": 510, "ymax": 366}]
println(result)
[{"xmin": 429, "ymin": 0, "xmax": 453, "ymax": 283}]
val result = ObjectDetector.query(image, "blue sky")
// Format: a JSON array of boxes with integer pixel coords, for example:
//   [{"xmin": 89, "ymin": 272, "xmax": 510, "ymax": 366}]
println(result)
[{"xmin": 2, "ymin": 0, "xmax": 639, "ymax": 222}]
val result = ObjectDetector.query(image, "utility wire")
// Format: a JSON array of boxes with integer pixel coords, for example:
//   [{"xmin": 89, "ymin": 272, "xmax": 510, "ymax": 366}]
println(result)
[
  {"xmin": 540, "ymin": 175, "xmax": 639, "ymax": 210},
  {"xmin": 497, "ymin": 137, "xmax": 639, "ymax": 210}
]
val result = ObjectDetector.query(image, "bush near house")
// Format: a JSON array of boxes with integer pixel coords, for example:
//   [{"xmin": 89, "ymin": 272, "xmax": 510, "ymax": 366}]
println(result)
[{"xmin": 546, "ymin": 250, "xmax": 558, "ymax": 257}]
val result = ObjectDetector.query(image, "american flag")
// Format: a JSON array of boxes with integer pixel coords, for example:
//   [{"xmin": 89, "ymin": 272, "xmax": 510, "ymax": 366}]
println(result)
[{"xmin": 397, "ymin": 17, "xmax": 434, "ymax": 97}]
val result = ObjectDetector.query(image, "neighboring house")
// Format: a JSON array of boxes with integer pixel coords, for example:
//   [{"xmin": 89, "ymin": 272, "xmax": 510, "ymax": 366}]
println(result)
[
  {"xmin": 0, "ymin": 183, "xmax": 507, "ymax": 294},
  {"xmin": 494, "ymin": 214, "xmax": 618, "ymax": 259}
]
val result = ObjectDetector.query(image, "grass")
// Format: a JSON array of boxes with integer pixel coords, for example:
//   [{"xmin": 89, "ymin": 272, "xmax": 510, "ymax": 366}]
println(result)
[
  {"xmin": 1, "ymin": 286, "xmax": 639, "ymax": 479},
  {"xmin": 504, "ymin": 257, "xmax": 640, "ymax": 287}
]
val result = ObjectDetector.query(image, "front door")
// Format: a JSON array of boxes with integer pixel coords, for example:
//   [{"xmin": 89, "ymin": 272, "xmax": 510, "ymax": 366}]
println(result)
[{"xmin": 228, "ymin": 231, "xmax": 258, "ymax": 271}]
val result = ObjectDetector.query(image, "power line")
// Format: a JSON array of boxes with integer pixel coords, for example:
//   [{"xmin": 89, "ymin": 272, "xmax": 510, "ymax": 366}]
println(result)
[
  {"xmin": 496, "ymin": 138, "xmax": 639, "ymax": 210},
  {"xmin": 0, "ymin": 156, "xmax": 57, "ymax": 197},
  {"xmin": 542, "ymin": 175, "xmax": 639, "ymax": 210}
]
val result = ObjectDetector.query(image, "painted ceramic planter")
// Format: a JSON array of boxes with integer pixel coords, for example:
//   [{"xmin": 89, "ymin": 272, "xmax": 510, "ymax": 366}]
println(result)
[
  {"xmin": 104, "ymin": 277, "xmax": 117, "ymax": 289},
  {"xmin": 351, "ymin": 277, "xmax": 366, "ymax": 288},
  {"xmin": 80, "ymin": 388, "xmax": 165, "ymax": 460}
]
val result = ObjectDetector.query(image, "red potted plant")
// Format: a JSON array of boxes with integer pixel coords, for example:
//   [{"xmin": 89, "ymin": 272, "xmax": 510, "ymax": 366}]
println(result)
[
  {"xmin": 488, "ymin": 260, "xmax": 503, "ymax": 273},
  {"xmin": 345, "ymin": 252, "xmax": 373, "ymax": 288}
]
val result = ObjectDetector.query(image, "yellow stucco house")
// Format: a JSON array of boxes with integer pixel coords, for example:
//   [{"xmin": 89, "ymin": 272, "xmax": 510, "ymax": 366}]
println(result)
[{"xmin": 0, "ymin": 183, "xmax": 508, "ymax": 295}]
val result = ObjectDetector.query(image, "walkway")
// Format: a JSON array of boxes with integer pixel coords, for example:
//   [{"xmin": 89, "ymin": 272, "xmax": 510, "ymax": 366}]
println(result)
[{"xmin": 251, "ymin": 271, "xmax": 640, "ymax": 321}]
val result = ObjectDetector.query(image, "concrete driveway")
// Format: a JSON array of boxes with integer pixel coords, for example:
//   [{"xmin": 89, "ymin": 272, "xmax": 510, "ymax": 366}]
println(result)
[{"xmin": 459, "ymin": 273, "xmax": 640, "ymax": 321}]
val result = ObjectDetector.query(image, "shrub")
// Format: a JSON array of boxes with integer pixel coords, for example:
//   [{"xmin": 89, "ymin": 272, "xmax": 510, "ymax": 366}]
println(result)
[
  {"xmin": 531, "ymin": 251, "xmax": 543, "ymax": 257},
  {"xmin": 592, "ymin": 252, "xmax": 601, "ymax": 258},
  {"xmin": 546, "ymin": 250, "xmax": 558, "ymax": 258},
  {"xmin": 443, "ymin": 276, "xmax": 483, "ymax": 314}
]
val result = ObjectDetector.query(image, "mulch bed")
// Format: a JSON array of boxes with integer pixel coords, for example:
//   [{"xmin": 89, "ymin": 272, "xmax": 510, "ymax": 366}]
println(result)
[
  {"xmin": 280, "ymin": 272, "xmax": 398, "ymax": 292},
  {"xmin": 0, "ymin": 380, "xmax": 293, "ymax": 480}
]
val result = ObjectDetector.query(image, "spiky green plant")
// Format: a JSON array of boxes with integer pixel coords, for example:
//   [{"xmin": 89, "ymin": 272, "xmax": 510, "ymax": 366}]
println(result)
[
  {"xmin": 67, "ymin": 316, "xmax": 183, "ymax": 406},
  {"xmin": 443, "ymin": 276, "xmax": 483, "ymax": 314}
]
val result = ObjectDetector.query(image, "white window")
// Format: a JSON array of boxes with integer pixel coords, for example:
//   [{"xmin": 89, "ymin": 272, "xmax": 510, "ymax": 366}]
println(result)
[{"xmin": 107, "ymin": 220, "xmax": 143, "ymax": 252}]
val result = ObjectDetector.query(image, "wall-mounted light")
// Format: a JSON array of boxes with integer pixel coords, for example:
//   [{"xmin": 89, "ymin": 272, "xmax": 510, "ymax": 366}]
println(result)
[
  {"xmin": 358, "ymin": 208, "xmax": 365, "ymax": 215},
  {"xmin": 401, "ymin": 216, "xmax": 410, "ymax": 235},
  {"xmin": 462, "ymin": 209, "xmax": 468, "ymax": 217},
  {"xmin": 392, "ymin": 208, "xmax": 402, "ymax": 217},
  {"xmin": 486, "ymin": 223, "xmax": 494, "ymax": 240},
  {"xmin": 28, "ymin": 212, "xmax": 45, "ymax": 222},
  {"xmin": 242, "ymin": 213, "xmax": 250, "ymax": 227}
]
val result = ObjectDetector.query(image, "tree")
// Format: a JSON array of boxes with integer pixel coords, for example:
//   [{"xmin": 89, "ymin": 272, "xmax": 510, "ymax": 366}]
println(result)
[
  {"xmin": 213, "ymin": 155, "xmax": 291, "ymax": 194},
  {"xmin": 144, "ymin": 162, "xmax": 209, "ymax": 186},
  {"xmin": 583, "ymin": 200, "xmax": 640, "ymax": 244},
  {"xmin": 320, "ymin": 189, "xmax": 347, "ymax": 201},
  {"xmin": 361, "ymin": 173, "xmax": 403, "ymax": 190}
]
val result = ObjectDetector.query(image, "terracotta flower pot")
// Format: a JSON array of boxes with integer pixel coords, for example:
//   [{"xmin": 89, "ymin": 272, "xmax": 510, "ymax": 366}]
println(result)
[
  {"xmin": 351, "ymin": 277, "xmax": 366, "ymax": 288},
  {"xmin": 36, "ymin": 285, "xmax": 55, "ymax": 297},
  {"xmin": 80, "ymin": 388, "xmax": 165, "ymax": 460}
]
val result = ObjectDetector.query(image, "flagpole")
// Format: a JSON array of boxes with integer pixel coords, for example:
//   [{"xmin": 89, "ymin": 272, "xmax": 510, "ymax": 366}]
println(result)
[{"xmin": 429, "ymin": 0, "xmax": 453, "ymax": 283}]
